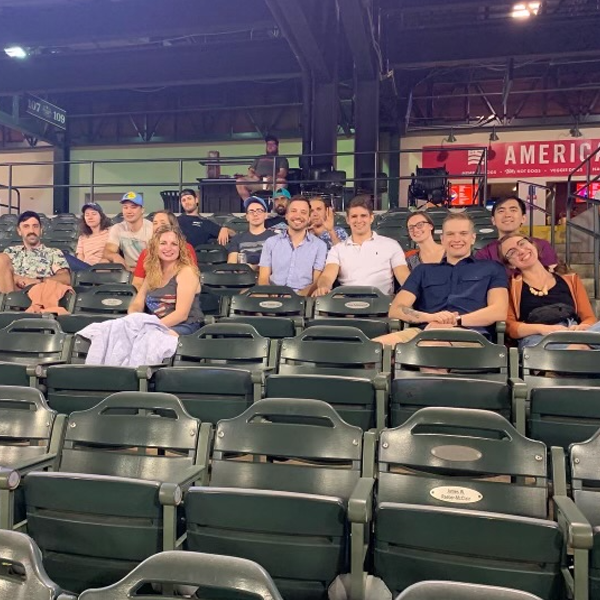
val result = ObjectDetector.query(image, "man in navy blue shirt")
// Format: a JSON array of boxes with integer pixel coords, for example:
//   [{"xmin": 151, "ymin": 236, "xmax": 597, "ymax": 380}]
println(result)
[{"xmin": 375, "ymin": 212, "xmax": 508, "ymax": 345}]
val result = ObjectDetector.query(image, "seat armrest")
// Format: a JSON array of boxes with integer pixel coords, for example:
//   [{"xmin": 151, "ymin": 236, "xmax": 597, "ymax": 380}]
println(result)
[
  {"xmin": 136, "ymin": 364, "xmax": 169, "ymax": 381},
  {"xmin": 251, "ymin": 367, "xmax": 275, "ymax": 385},
  {"xmin": 509, "ymin": 376, "xmax": 528, "ymax": 435},
  {"xmin": 551, "ymin": 446, "xmax": 568, "ymax": 497},
  {"xmin": 0, "ymin": 466, "xmax": 20, "ymax": 490},
  {"xmin": 348, "ymin": 477, "xmax": 375, "ymax": 524},
  {"xmin": 32, "ymin": 361, "xmax": 68, "ymax": 378},
  {"xmin": 373, "ymin": 371, "xmax": 390, "ymax": 391},
  {"xmin": 389, "ymin": 318, "xmax": 403, "ymax": 332},
  {"xmin": 554, "ymin": 495, "xmax": 594, "ymax": 550},
  {"xmin": 167, "ymin": 464, "xmax": 207, "ymax": 492},
  {"xmin": 13, "ymin": 453, "xmax": 58, "ymax": 473}
]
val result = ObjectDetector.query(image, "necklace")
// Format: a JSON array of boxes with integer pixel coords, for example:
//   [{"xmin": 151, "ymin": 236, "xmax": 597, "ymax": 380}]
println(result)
[{"xmin": 528, "ymin": 284, "xmax": 549, "ymax": 297}]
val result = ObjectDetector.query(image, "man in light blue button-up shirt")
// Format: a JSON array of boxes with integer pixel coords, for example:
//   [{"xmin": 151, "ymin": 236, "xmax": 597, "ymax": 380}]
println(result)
[{"xmin": 258, "ymin": 197, "xmax": 327, "ymax": 295}]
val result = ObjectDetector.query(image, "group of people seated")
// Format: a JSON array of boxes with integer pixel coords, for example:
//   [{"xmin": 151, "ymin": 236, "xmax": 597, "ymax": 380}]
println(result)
[{"xmin": 0, "ymin": 189, "xmax": 598, "ymax": 352}]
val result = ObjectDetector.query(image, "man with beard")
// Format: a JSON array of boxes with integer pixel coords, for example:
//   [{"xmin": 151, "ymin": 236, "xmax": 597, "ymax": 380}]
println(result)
[
  {"xmin": 0, "ymin": 211, "xmax": 70, "ymax": 293},
  {"xmin": 177, "ymin": 188, "xmax": 232, "ymax": 247},
  {"xmin": 236, "ymin": 135, "xmax": 289, "ymax": 202},
  {"xmin": 265, "ymin": 188, "xmax": 291, "ymax": 229},
  {"xmin": 258, "ymin": 196, "xmax": 327, "ymax": 295}
]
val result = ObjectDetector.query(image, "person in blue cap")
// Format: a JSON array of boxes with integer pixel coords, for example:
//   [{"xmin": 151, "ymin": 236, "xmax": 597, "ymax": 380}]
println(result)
[{"xmin": 104, "ymin": 191, "xmax": 153, "ymax": 271}]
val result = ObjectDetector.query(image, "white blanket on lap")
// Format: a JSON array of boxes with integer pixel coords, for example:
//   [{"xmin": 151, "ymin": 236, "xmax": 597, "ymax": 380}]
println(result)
[{"xmin": 78, "ymin": 313, "xmax": 178, "ymax": 367}]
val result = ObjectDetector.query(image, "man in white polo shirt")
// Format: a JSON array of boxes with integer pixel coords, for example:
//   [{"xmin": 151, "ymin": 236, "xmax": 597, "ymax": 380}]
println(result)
[{"xmin": 312, "ymin": 196, "xmax": 409, "ymax": 296}]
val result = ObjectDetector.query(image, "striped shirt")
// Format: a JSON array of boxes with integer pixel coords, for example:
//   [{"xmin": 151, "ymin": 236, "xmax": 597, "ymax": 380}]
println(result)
[{"xmin": 76, "ymin": 230, "xmax": 110, "ymax": 265}]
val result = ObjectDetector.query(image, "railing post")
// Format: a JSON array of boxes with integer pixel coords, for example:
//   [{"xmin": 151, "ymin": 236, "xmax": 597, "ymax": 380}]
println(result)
[
  {"xmin": 594, "ymin": 200, "xmax": 600, "ymax": 300},
  {"xmin": 8, "ymin": 165, "xmax": 13, "ymax": 214},
  {"xmin": 549, "ymin": 187, "xmax": 556, "ymax": 249},
  {"xmin": 528, "ymin": 184, "xmax": 535, "ymax": 237},
  {"xmin": 90, "ymin": 161, "xmax": 95, "ymax": 203},
  {"xmin": 178, "ymin": 159, "xmax": 184, "ymax": 197}
]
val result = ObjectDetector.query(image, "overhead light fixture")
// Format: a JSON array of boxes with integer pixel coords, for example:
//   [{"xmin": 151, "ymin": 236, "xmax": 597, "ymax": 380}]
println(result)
[
  {"xmin": 445, "ymin": 129, "xmax": 457, "ymax": 143},
  {"xmin": 4, "ymin": 46, "xmax": 27, "ymax": 59},
  {"xmin": 489, "ymin": 126, "xmax": 500, "ymax": 142},
  {"xmin": 569, "ymin": 124, "xmax": 583, "ymax": 138},
  {"xmin": 511, "ymin": 1, "xmax": 540, "ymax": 18}
]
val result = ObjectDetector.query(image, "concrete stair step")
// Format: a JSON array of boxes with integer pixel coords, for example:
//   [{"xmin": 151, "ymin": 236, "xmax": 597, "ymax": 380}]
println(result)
[{"xmin": 570, "ymin": 263, "xmax": 596, "ymax": 278}]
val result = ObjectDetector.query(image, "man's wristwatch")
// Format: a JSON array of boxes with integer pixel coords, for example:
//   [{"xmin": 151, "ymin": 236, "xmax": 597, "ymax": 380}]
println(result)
[{"xmin": 456, "ymin": 315, "xmax": 462, "ymax": 327}]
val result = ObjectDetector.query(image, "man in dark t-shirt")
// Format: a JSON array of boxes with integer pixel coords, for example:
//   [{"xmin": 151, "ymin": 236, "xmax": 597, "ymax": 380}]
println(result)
[
  {"xmin": 235, "ymin": 135, "xmax": 289, "ymax": 202},
  {"xmin": 177, "ymin": 189, "xmax": 233, "ymax": 247},
  {"xmin": 226, "ymin": 196, "xmax": 276, "ymax": 269}
]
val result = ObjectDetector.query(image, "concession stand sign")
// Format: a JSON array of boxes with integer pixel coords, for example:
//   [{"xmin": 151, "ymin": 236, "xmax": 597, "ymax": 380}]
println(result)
[{"xmin": 422, "ymin": 140, "xmax": 600, "ymax": 179}]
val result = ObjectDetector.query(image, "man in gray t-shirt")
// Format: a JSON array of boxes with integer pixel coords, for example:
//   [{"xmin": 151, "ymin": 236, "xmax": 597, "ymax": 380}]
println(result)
[
  {"xmin": 227, "ymin": 196, "xmax": 276, "ymax": 270},
  {"xmin": 235, "ymin": 135, "xmax": 289, "ymax": 203}
]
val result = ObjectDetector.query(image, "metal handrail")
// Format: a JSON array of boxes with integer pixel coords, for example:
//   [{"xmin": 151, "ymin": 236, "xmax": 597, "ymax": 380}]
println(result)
[
  {"xmin": 565, "ymin": 150, "xmax": 600, "ymax": 299},
  {"xmin": 515, "ymin": 180, "xmax": 556, "ymax": 247},
  {"xmin": 0, "ymin": 146, "xmax": 489, "ymax": 214}
]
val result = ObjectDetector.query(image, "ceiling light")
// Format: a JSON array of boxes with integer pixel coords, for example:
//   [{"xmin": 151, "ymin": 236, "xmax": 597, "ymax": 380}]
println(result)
[
  {"xmin": 511, "ymin": 1, "xmax": 540, "ymax": 18},
  {"xmin": 4, "ymin": 46, "xmax": 27, "ymax": 59}
]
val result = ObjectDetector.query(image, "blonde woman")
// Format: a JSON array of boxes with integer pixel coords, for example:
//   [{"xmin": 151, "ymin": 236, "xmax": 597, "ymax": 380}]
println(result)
[
  {"xmin": 128, "ymin": 225, "xmax": 202, "ymax": 335},
  {"xmin": 132, "ymin": 210, "xmax": 197, "ymax": 290}
]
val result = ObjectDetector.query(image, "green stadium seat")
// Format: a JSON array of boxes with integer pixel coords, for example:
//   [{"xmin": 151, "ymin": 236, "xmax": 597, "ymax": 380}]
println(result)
[
  {"xmin": 78, "ymin": 550, "xmax": 284, "ymax": 600},
  {"xmin": 194, "ymin": 243, "xmax": 228, "ymax": 270},
  {"xmin": 1, "ymin": 286, "xmax": 74, "ymax": 313},
  {"xmin": 200, "ymin": 263, "xmax": 256, "ymax": 297},
  {"xmin": 0, "ymin": 319, "xmax": 70, "ymax": 388},
  {"xmin": 372, "ymin": 407, "xmax": 591, "ymax": 599},
  {"xmin": 72, "ymin": 263, "xmax": 132, "ymax": 290},
  {"xmin": 390, "ymin": 329, "xmax": 517, "ymax": 427},
  {"xmin": 396, "ymin": 581, "xmax": 545, "ymax": 600},
  {"xmin": 223, "ymin": 285, "xmax": 306, "ymax": 339},
  {"xmin": 0, "ymin": 386, "xmax": 64, "ymax": 529},
  {"xmin": 569, "ymin": 429, "xmax": 600, "ymax": 600},
  {"xmin": 24, "ymin": 392, "xmax": 209, "ymax": 593},
  {"xmin": 71, "ymin": 284, "xmax": 136, "ymax": 316},
  {"xmin": 266, "ymin": 325, "xmax": 391, "ymax": 430},
  {"xmin": 307, "ymin": 285, "xmax": 396, "ymax": 338},
  {"xmin": 152, "ymin": 322, "xmax": 273, "ymax": 423},
  {"xmin": 0, "ymin": 530, "xmax": 72, "ymax": 600},
  {"xmin": 185, "ymin": 398, "xmax": 374, "ymax": 600},
  {"xmin": 520, "ymin": 331, "xmax": 600, "ymax": 448}
]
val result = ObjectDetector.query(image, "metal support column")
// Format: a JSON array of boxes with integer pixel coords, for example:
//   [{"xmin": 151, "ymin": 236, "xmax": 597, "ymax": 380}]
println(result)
[
  {"xmin": 388, "ymin": 129, "xmax": 400, "ymax": 208},
  {"xmin": 354, "ymin": 77, "xmax": 380, "ymax": 201},
  {"xmin": 311, "ymin": 81, "xmax": 338, "ymax": 169},
  {"xmin": 53, "ymin": 142, "xmax": 70, "ymax": 214}
]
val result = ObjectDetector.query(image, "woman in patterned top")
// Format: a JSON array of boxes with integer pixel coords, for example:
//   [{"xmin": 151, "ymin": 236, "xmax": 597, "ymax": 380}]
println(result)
[
  {"xmin": 404, "ymin": 211, "xmax": 445, "ymax": 270},
  {"xmin": 128, "ymin": 225, "xmax": 202, "ymax": 335}
]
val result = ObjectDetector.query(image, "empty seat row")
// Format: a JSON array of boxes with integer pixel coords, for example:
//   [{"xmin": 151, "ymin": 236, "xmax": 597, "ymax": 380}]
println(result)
[{"xmin": 0, "ymin": 394, "xmax": 591, "ymax": 599}]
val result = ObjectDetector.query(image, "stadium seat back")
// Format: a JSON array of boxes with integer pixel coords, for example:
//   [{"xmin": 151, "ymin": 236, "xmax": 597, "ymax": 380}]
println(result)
[
  {"xmin": 73, "ymin": 263, "xmax": 132, "ymax": 289},
  {"xmin": 200, "ymin": 263, "xmax": 256, "ymax": 296},
  {"xmin": 391, "ymin": 329, "xmax": 511, "ymax": 425},
  {"xmin": 72, "ymin": 284, "xmax": 136, "ymax": 315},
  {"xmin": 375, "ymin": 407, "xmax": 563, "ymax": 599},
  {"xmin": 186, "ymin": 398, "xmax": 363, "ymax": 600}
]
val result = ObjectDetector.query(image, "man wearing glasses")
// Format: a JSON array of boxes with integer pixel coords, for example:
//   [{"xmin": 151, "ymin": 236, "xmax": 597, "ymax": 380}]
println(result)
[{"xmin": 226, "ymin": 196, "xmax": 276, "ymax": 269}]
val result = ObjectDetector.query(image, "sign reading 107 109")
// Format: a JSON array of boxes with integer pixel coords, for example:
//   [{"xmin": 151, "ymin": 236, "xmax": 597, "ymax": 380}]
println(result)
[{"xmin": 24, "ymin": 94, "xmax": 66, "ymax": 130}]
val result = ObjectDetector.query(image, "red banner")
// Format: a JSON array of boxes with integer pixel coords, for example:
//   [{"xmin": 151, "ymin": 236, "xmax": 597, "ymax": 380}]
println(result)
[{"xmin": 422, "ymin": 139, "xmax": 600, "ymax": 179}]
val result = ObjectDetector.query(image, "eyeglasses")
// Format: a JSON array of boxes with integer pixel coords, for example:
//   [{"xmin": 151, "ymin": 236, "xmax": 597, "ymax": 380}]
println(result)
[
  {"xmin": 407, "ymin": 221, "xmax": 430, "ymax": 233},
  {"xmin": 503, "ymin": 238, "xmax": 529, "ymax": 261},
  {"xmin": 247, "ymin": 209, "xmax": 266, "ymax": 215}
]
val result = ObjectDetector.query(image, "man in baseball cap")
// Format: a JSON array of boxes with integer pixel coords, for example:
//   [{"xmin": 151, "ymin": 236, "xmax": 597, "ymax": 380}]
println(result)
[
  {"xmin": 103, "ymin": 192, "xmax": 152, "ymax": 270},
  {"xmin": 266, "ymin": 188, "xmax": 291, "ymax": 229}
]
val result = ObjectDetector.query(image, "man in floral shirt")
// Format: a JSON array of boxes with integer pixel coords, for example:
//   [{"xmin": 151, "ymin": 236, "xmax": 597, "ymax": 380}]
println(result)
[{"xmin": 0, "ymin": 211, "xmax": 70, "ymax": 293}]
